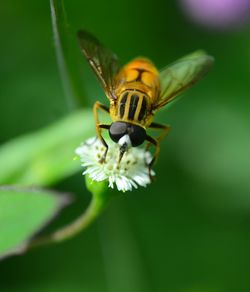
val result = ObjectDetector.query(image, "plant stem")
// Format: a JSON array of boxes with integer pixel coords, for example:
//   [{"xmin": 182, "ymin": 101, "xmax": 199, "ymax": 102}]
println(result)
[
  {"xmin": 50, "ymin": 0, "xmax": 86, "ymax": 110},
  {"xmin": 30, "ymin": 186, "xmax": 111, "ymax": 248}
]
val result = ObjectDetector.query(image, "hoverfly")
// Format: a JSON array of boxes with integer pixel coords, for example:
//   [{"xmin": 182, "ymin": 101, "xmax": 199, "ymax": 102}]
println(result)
[{"xmin": 77, "ymin": 30, "xmax": 213, "ymax": 175}]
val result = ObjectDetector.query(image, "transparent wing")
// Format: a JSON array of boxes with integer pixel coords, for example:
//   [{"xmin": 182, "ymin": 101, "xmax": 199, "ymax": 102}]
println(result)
[
  {"xmin": 77, "ymin": 29, "xmax": 120, "ymax": 100},
  {"xmin": 155, "ymin": 51, "xmax": 214, "ymax": 110}
]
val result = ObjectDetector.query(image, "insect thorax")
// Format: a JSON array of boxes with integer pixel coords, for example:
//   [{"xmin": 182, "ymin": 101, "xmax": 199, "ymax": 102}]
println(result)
[
  {"xmin": 110, "ymin": 89, "xmax": 152, "ymax": 126},
  {"xmin": 109, "ymin": 58, "xmax": 160, "ymax": 126}
]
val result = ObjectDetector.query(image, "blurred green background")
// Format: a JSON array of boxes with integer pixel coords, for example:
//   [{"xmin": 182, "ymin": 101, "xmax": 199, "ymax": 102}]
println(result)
[{"xmin": 1, "ymin": 0, "xmax": 250, "ymax": 291}]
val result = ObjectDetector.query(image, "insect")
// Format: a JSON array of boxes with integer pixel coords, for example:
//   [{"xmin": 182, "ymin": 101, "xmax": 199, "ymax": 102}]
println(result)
[{"xmin": 77, "ymin": 30, "xmax": 213, "ymax": 175}]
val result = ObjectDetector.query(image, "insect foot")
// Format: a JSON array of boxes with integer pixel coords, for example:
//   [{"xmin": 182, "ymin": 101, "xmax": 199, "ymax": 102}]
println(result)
[{"xmin": 98, "ymin": 156, "xmax": 106, "ymax": 164}]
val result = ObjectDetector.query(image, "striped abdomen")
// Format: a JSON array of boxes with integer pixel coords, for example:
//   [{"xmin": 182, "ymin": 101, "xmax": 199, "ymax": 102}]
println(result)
[{"xmin": 118, "ymin": 90, "xmax": 148, "ymax": 124}]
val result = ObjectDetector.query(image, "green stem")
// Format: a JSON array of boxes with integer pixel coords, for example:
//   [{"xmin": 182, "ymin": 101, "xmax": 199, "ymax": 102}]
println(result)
[
  {"xmin": 30, "ymin": 180, "xmax": 110, "ymax": 248},
  {"xmin": 52, "ymin": 194, "xmax": 106, "ymax": 242},
  {"xmin": 50, "ymin": 0, "xmax": 85, "ymax": 109}
]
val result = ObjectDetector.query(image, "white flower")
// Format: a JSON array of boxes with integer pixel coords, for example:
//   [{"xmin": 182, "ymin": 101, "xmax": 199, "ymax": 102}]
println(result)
[{"xmin": 75, "ymin": 137, "xmax": 155, "ymax": 192}]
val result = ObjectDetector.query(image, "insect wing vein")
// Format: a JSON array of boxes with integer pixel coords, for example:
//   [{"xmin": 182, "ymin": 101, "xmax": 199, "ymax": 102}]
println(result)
[
  {"xmin": 77, "ymin": 29, "xmax": 120, "ymax": 100},
  {"xmin": 156, "ymin": 50, "xmax": 214, "ymax": 109}
]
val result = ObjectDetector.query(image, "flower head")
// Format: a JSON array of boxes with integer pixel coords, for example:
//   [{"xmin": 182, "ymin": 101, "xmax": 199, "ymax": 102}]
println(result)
[
  {"xmin": 75, "ymin": 137, "xmax": 154, "ymax": 192},
  {"xmin": 180, "ymin": 0, "xmax": 250, "ymax": 30}
]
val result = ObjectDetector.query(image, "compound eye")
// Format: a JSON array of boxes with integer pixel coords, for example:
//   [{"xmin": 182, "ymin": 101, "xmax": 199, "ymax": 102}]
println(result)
[
  {"xmin": 129, "ymin": 125, "xmax": 146, "ymax": 147},
  {"xmin": 109, "ymin": 122, "xmax": 128, "ymax": 143}
]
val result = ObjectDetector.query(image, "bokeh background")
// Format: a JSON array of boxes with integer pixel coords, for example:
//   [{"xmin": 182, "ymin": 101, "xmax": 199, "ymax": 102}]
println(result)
[{"xmin": 1, "ymin": 0, "xmax": 250, "ymax": 291}]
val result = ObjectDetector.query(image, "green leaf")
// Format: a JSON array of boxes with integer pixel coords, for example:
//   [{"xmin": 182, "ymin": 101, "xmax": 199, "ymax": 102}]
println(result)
[
  {"xmin": 50, "ymin": 0, "xmax": 86, "ymax": 109},
  {"xmin": 0, "ymin": 186, "xmax": 70, "ymax": 259},
  {"xmin": 0, "ymin": 109, "xmax": 95, "ymax": 186}
]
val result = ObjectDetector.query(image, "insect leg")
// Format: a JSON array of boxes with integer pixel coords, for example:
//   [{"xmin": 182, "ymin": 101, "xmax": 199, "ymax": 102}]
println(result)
[
  {"xmin": 145, "ymin": 135, "xmax": 159, "ymax": 181},
  {"xmin": 145, "ymin": 122, "xmax": 170, "ymax": 150},
  {"xmin": 93, "ymin": 101, "xmax": 109, "ymax": 123},
  {"xmin": 145, "ymin": 123, "xmax": 170, "ymax": 180},
  {"xmin": 93, "ymin": 101, "xmax": 110, "ymax": 163},
  {"xmin": 148, "ymin": 122, "xmax": 171, "ymax": 141}
]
